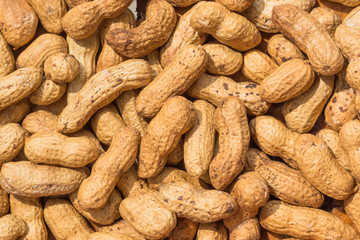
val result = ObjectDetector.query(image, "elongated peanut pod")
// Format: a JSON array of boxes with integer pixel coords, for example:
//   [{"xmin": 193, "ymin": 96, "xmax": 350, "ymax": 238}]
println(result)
[
  {"xmin": 0, "ymin": 214, "xmax": 26, "ymax": 240},
  {"xmin": 344, "ymin": 188, "xmax": 360, "ymax": 232},
  {"xmin": 22, "ymin": 110, "xmax": 58, "ymax": 134},
  {"xmin": 169, "ymin": 218, "xmax": 198, "ymax": 240},
  {"xmin": 0, "ymin": 123, "xmax": 26, "ymax": 166},
  {"xmin": 267, "ymin": 34, "xmax": 305, "ymax": 65}
]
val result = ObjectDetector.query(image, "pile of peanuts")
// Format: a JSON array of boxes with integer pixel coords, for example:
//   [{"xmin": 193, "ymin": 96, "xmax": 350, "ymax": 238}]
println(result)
[{"xmin": 1, "ymin": 0, "xmax": 360, "ymax": 239}]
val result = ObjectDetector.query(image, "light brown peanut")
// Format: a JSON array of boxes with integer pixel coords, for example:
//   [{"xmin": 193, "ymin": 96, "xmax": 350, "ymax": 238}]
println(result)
[
  {"xmin": 43, "ymin": 53, "xmax": 80, "ymax": 84},
  {"xmin": 344, "ymin": 187, "xmax": 360, "ymax": 232},
  {"xmin": 116, "ymin": 165, "xmax": 149, "ymax": 198},
  {"xmin": 209, "ymin": 97, "xmax": 250, "ymax": 190},
  {"xmin": 229, "ymin": 218, "xmax": 260, "ymax": 240},
  {"xmin": 0, "ymin": 161, "xmax": 89, "ymax": 197},
  {"xmin": 0, "ymin": 99, "xmax": 29, "ymax": 126},
  {"xmin": 184, "ymin": 100, "xmax": 215, "ymax": 178},
  {"xmin": 196, "ymin": 222, "xmax": 228, "ymax": 240},
  {"xmin": 223, "ymin": 208, "xmax": 254, "ymax": 232},
  {"xmin": 187, "ymin": 73, "xmax": 271, "ymax": 116},
  {"xmin": 169, "ymin": 218, "xmax": 199, "ymax": 240},
  {"xmin": 120, "ymin": 189, "xmax": 177, "ymax": 239},
  {"xmin": 146, "ymin": 49, "xmax": 163, "ymax": 80},
  {"xmin": 85, "ymin": 232, "xmax": 136, "ymax": 240},
  {"xmin": 267, "ymin": 34, "xmax": 305, "ymax": 65},
  {"xmin": 0, "ymin": 214, "xmax": 26, "ymax": 240},
  {"xmin": 22, "ymin": 110, "xmax": 58, "ymax": 134},
  {"xmin": 91, "ymin": 103, "xmax": 126, "ymax": 145},
  {"xmin": 65, "ymin": 0, "xmax": 90, "ymax": 8},
  {"xmin": 190, "ymin": 1, "xmax": 261, "ymax": 52},
  {"xmin": 328, "ymin": 0, "xmax": 360, "ymax": 7},
  {"xmin": 99, "ymin": 220, "xmax": 147, "ymax": 240},
  {"xmin": 167, "ymin": 138, "xmax": 184, "ymax": 166},
  {"xmin": 273, "ymin": 4, "xmax": 344, "ymax": 76},
  {"xmin": 33, "ymin": 93, "xmax": 68, "ymax": 116},
  {"xmin": 310, "ymin": 7, "xmax": 341, "ymax": 39},
  {"xmin": 0, "ymin": 186, "xmax": 8, "ymax": 217},
  {"xmin": 138, "ymin": 96, "xmax": 196, "ymax": 178},
  {"xmin": 216, "ymin": 0, "xmax": 254, "ymax": 12},
  {"xmin": 343, "ymin": 4, "xmax": 360, "ymax": 26},
  {"xmin": 241, "ymin": 49, "xmax": 278, "ymax": 84},
  {"xmin": 0, "ymin": 32, "xmax": 14, "ymax": 77},
  {"xmin": 58, "ymin": 59, "xmax": 152, "ymax": 133},
  {"xmin": 69, "ymin": 129, "xmax": 105, "ymax": 156},
  {"xmin": 136, "ymin": 44, "xmax": 207, "ymax": 118},
  {"xmin": 10, "ymin": 195, "xmax": 47, "ymax": 240},
  {"xmin": 159, "ymin": 181, "xmax": 238, "ymax": 223},
  {"xmin": 106, "ymin": 0, "xmax": 177, "ymax": 58},
  {"xmin": 28, "ymin": 77, "xmax": 67, "ymax": 106},
  {"xmin": 44, "ymin": 198, "xmax": 93, "ymax": 240},
  {"xmin": 346, "ymin": 57, "xmax": 360, "ymax": 91},
  {"xmin": 77, "ymin": 127, "xmax": 139, "ymax": 210},
  {"xmin": 335, "ymin": 24, "xmax": 360, "ymax": 61},
  {"xmin": 165, "ymin": 0, "xmax": 201, "ymax": 7},
  {"xmin": 0, "ymin": 123, "xmax": 26, "ymax": 165}
]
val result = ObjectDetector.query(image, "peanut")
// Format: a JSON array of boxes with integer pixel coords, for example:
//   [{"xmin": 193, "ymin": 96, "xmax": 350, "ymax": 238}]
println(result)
[
  {"xmin": 166, "ymin": 0, "xmax": 201, "ymax": 7},
  {"xmin": 91, "ymin": 103, "xmax": 126, "ymax": 145},
  {"xmin": 0, "ymin": 0, "xmax": 38, "ymax": 49},
  {"xmin": 136, "ymin": 44, "xmax": 207, "ymax": 118},
  {"xmin": 294, "ymin": 133, "xmax": 356, "ymax": 200},
  {"xmin": 10, "ymin": 195, "xmax": 47, "ymax": 240},
  {"xmin": 190, "ymin": 1, "xmax": 261, "ymax": 52},
  {"xmin": 159, "ymin": 181, "xmax": 238, "ymax": 223},
  {"xmin": 0, "ymin": 186, "xmax": 8, "ymax": 217},
  {"xmin": 184, "ymin": 100, "xmax": 215, "ymax": 178},
  {"xmin": 22, "ymin": 110, "xmax": 58, "ymax": 133},
  {"xmin": 116, "ymin": 165, "xmax": 149, "ymax": 198},
  {"xmin": 345, "ymin": 57, "xmax": 360, "ymax": 91},
  {"xmin": 167, "ymin": 138, "xmax": 185, "ymax": 166},
  {"xmin": 229, "ymin": 218, "xmax": 260, "ymax": 240},
  {"xmin": 0, "ymin": 99, "xmax": 29, "ymax": 126},
  {"xmin": 335, "ymin": 24, "xmax": 360, "ymax": 61},
  {"xmin": 328, "ymin": 0, "xmax": 360, "ymax": 7},
  {"xmin": 65, "ymin": 0, "xmax": 90, "ymax": 8},
  {"xmin": 77, "ymin": 127, "xmax": 139, "ymax": 210},
  {"xmin": 138, "ymin": 96, "xmax": 196, "ymax": 178},
  {"xmin": 119, "ymin": 189, "xmax": 177, "ymax": 239},
  {"xmin": 196, "ymin": 222, "xmax": 228, "ymax": 240},
  {"xmin": 241, "ymin": 49, "xmax": 278, "ymax": 84},
  {"xmin": 44, "ymin": 198, "xmax": 93, "ymax": 240},
  {"xmin": 259, "ymin": 200, "xmax": 359, "ymax": 240},
  {"xmin": 169, "ymin": 218, "xmax": 199, "ymax": 240},
  {"xmin": 203, "ymin": 41, "xmax": 243, "ymax": 76},
  {"xmin": 33, "ymin": 94, "xmax": 68, "ymax": 116},
  {"xmin": 99, "ymin": 220, "xmax": 147, "ymax": 240},
  {"xmin": 16, "ymin": 34, "xmax": 68, "ymax": 68},
  {"xmin": 85, "ymin": 232, "xmax": 135, "ymax": 240},
  {"xmin": 43, "ymin": 53, "xmax": 80, "ymax": 84},
  {"xmin": 62, "ymin": 0, "xmax": 132, "ymax": 39},
  {"xmin": 26, "ymin": 0, "xmax": 67, "ymax": 34},
  {"xmin": 0, "ymin": 161, "xmax": 89, "ymax": 197},
  {"xmin": 216, "ymin": 0, "xmax": 254, "ymax": 12},
  {"xmin": 58, "ymin": 59, "xmax": 152, "ymax": 133},
  {"xmin": 28, "ymin": 78, "xmax": 67, "ymax": 106},
  {"xmin": 187, "ymin": 73, "xmax": 271, "ymax": 116},
  {"xmin": 209, "ymin": 97, "xmax": 250, "ymax": 190},
  {"xmin": 0, "ymin": 32, "xmax": 14, "ymax": 77},
  {"xmin": 344, "ymin": 188, "xmax": 360, "ymax": 232},
  {"xmin": 106, "ymin": 0, "xmax": 177, "ymax": 58},
  {"xmin": 282, "ymin": 74, "xmax": 334, "ymax": 133},
  {"xmin": 267, "ymin": 34, "xmax": 305, "ymax": 65},
  {"xmin": 0, "ymin": 123, "xmax": 26, "ymax": 166},
  {"xmin": 223, "ymin": 208, "xmax": 254, "ymax": 231},
  {"xmin": 343, "ymin": 4, "xmax": 360, "ymax": 26},
  {"xmin": 310, "ymin": 7, "xmax": 341, "ymax": 39},
  {"xmin": 273, "ymin": 4, "xmax": 344, "ymax": 76},
  {"xmin": 70, "ymin": 129, "xmax": 105, "ymax": 156},
  {"xmin": 0, "ymin": 214, "xmax": 26, "ymax": 240},
  {"xmin": 146, "ymin": 50, "xmax": 163, "ymax": 80}
]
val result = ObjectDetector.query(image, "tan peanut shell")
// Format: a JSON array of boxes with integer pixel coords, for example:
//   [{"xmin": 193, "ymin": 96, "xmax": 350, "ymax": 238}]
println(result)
[
  {"xmin": 0, "ymin": 214, "xmax": 26, "ymax": 240},
  {"xmin": 65, "ymin": 0, "xmax": 90, "ymax": 8},
  {"xmin": 29, "ymin": 78, "xmax": 67, "ymax": 106},
  {"xmin": 167, "ymin": 138, "xmax": 184, "ymax": 166},
  {"xmin": 294, "ymin": 134, "xmax": 356, "ymax": 200},
  {"xmin": 203, "ymin": 42, "xmax": 243, "ymax": 76},
  {"xmin": 26, "ymin": 0, "xmax": 66, "ymax": 34},
  {"xmin": 223, "ymin": 208, "xmax": 254, "ymax": 232},
  {"xmin": 116, "ymin": 165, "xmax": 149, "ymax": 198},
  {"xmin": 310, "ymin": 7, "xmax": 341, "ymax": 39},
  {"xmin": 34, "ymin": 93, "xmax": 68, "ymax": 116},
  {"xmin": 16, "ymin": 34, "xmax": 68, "ymax": 68},
  {"xmin": 78, "ymin": 127, "xmax": 139, "ymax": 210},
  {"xmin": 146, "ymin": 49, "xmax": 163, "ymax": 80},
  {"xmin": 209, "ymin": 97, "xmax": 250, "ymax": 190},
  {"xmin": 329, "ymin": 203, "xmax": 357, "ymax": 231},
  {"xmin": 0, "ymin": 99, "xmax": 29, "ymax": 126},
  {"xmin": 216, "ymin": 0, "xmax": 254, "ymax": 12},
  {"xmin": 62, "ymin": 0, "xmax": 132, "ymax": 39},
  {"xmin": 184, "ymin": 100, "xmax": 215, "ymax": 178},
  {"xmin": 91, "ymin": 103, "xmax": 126, "ymax": 145},
  {"xmin": 196, "ymin": 222, "xmax": 228, "ymax": 240},
  {"xmin": 267, "ymin": 34, "xmax": 305, "ymax": 65},
  {"xmin": 335, "ymin": 24, "xmax": 360, "ymax": 61},
  {"xmin": 187, "ymin": 73, "xmax": 271, "ymax": 116},
  {"xmin": 250, "ymin": 115, "xmax": 300, "ymax": 169},
  {"xmin": 343, "ymin": 5, "xmax": 360, "ymax": 26},
  {"xmin": 325, "ymin": 66, "xmax": 356, "ymax": 131},
  {"xmin": 22, "ymin": 110, "xmax": 58, "ymax": 134},
  {"xmin": 120, "ymin": 189, "xmax": 177, "ymax": 239},
  {"xmin": 190, "ymin": 1, "xmax": 261, "ymax": 52},
  {"xmin": 116, "ymin": 90, "xmax": 148, "ymax": 138},
  {"xmin": 230, "ymin": 171, "xmax": 269, "ymax": 213},
  {"xmin": 43, "ymin": 53, "xmax": 80, "ymax": 84},
  {"xmin": 260, "ymin": 59, "xmax": 315, "ymax": 103},
  {"xmin": 160, "ymin": 2, "xmax": 207, "ymax": 67},
  {"xmin": 136, "ymin": 44, "xmax": 207, "ymax": 118},
  {"xmin": 344, "ymin": 188, "xmax": 360, "ymax": 232},
  {"xmin": 24, "ymin": 132, "xmax": 98, "ymax": 167},
  {"xmin": 0, "ymin": 186, "xmax": 8, "ymax": 217},
  {"xmin": 166, "ymin": 0, "xmax": 201, "ymax": 7},
  {"xmin": 10, "ymin": 195, "xmax": 47, "ymax": 240},
  {"xmin": 58, "ymin": 59, "xmax": 152, "ymax": 133},
  {"xmin": 70, "ymin": 129, "xmax": 105, "ymax": 156},
  {"xmin": 169, "ymin": 218, "xmax": 198, "ymax": 240},
  {"xmin": 243, "ymin": 0, "xmax": 316, "ymax": 33},
  {"xmin": 259, "ymin": 200, "xmax": 359, "ymax": 240},
  {"xmin": 44, "ymin": 198, "xmax": 93, "ymax": 240},
  {"xmin": 138, "ymin": 96, "xmax": 196, "ymax": 178},
  {"xmin": 282, "ymin": 74, "xmax": 334, "ymax": 133},
  {"xmin": 339, "ymin": 119, "xmax": 360, "ymax": 182},
  {"xmin": 273, "ymin": 4, "xmax": 344, "ymax": 76},
  {"xmin": 96, "ymin": 9, "xmax": 135, "ymax": 72},
  {"xmin": 106, "ymin": 0, "xmax": 177, "ymax": 58},
  {"xmin": 0, "ymin": 0, "xmax": 38, "ymax": 49},
  {"xmin": 241, "ymin": 49, "xmax": 278, "ymax": 84},
  {"xmin": 0, "ymin": 123, "xmax": 26, "ymax": 165},
  {"xmin": 147, "ymin": 167, "xmax": 208, "ymax": 191},
  {"xmin": 66, "ymin": 33, "xmax": 99, "ymax": 103},
  {"xmin": 246, "ymin": 148, "xmax": 324, "ymax": 207},
  {"xmin": 85, "ymin": 232, "xmax": 136, "ymax": 240},
  {"xmin": 229, "ymin": 218, "xmax": 260, "ymax": 240},
  {"xmin": 328, "ymin": 0, "xmax": 360, "ymax": 7},
  {"xmin": 0, "ymin": 67, "xmax": 42, "ymax": 111},
  {"xmin": 0, "ymin": 161, "xmax": 89, "ymax": 197},
  {"xmin": 346, "ymin": 57, "xmax": 360, "ymax": 91},
  {"xmin": 159, "ymin": 181, "xmax": 238, "ymax": 223},
  {"xmin": 0, "ymin": 32, "xmax": 14, "ymax": 77},
  {"xmin": 99, "ymin": 220, "xmax": 147, "ymax": 240},
  {"xmin": 317, "ymin": 128, "xmax": 351, "ymax": 171},
  {"xmin": 70, "ymin": 189, "xmax": 121, "ymax": 225}
]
